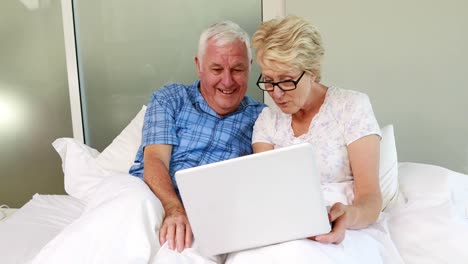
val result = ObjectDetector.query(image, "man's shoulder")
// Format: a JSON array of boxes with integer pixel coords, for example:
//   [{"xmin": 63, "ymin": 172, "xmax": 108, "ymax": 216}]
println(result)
[
  {"xmin": 153, "ymin": 82, "xmax": 195, "ymax": 96},
  {"xmin": 150, "ymin": 81, "xmax": 199, "ymax": 102},
  {"xmin": 236, "ymin": 96, "xmax": 266, "ymax": 120},
  {"xmin": 241, "ymin": 96, "xmax": 267, "ymax": 111}
]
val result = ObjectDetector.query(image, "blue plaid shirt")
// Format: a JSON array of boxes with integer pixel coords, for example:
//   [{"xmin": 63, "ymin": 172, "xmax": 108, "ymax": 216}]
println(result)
[{"xmin": 129, "ymin": 80, "xmax": 265, "ymax": 190}]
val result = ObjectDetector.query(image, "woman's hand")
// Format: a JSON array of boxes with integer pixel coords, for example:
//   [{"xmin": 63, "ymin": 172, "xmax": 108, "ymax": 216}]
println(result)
[{"xmin": 309, "ymin": 202, "xmax": 348, "ymax": 244}]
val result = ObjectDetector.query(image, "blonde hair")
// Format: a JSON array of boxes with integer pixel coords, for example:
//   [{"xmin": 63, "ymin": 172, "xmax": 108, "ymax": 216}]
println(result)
[{"xmin": 252, "ymin": 15, "xmax": 325, "ymax": 81}]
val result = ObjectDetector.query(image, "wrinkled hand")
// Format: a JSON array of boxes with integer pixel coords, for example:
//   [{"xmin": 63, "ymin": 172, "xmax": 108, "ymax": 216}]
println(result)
[
  {"xmin": 309, "ymin": 202, "xmax": 348, "ymax": 244},
  {"xmin": 159, "ymin": 207, "xmax": 193, "ymax": 252}
]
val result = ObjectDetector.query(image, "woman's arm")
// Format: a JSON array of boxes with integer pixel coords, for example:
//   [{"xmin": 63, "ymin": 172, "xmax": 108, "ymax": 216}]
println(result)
[
  {"xmin": 252, "ymin": 142, "xmax": 274, "ymax": 153},
  {"xmin": 345, "ymin": 133, "xmax": 382, "ymax": 228},
  {"xmin": 313, "ymin": 134, "xmax": 382, "ymax": 244}
]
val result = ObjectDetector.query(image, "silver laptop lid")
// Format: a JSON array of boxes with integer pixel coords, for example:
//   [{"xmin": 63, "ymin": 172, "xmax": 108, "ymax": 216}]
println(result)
[{"xmin": 175, "ymin": 143, "xmax": 331, "ymax": 256}]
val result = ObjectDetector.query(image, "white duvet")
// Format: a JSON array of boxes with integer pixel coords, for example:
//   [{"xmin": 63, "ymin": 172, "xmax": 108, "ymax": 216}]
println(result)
[
  {"xmin": 32, "ymin": 173, "xmax": 164, "ymax": 264},
  {"xmin": 32, "ymin": 173, "xmax": 393, "ymax": 264},
  {"xmin": 388, "ymin": 197, "xmax": 468, "ymax": 264},
  {"xmin": 30, "ymin": 169, "xmax": 468, "ymax": 264},
  {"xmin": 31, "ymin": 172, "xmax": 226, "ymax": 264}
]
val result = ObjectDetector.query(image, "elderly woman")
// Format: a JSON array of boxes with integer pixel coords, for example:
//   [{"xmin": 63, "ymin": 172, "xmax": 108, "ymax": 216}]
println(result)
[{"xmin": 225, "ymin": 16, "xmax": 403, "ymax": 264}]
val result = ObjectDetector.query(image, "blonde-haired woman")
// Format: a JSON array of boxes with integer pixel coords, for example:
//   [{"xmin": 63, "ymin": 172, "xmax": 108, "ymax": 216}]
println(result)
[{"xmin": 225, "ymin": 16, "xmax": 403, "ymax": 264}]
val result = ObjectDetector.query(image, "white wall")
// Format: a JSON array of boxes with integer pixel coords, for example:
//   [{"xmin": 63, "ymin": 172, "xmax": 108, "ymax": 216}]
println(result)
[{"xmin": 262, "ymin": 0, "xmax": 468, "ymax": 174}]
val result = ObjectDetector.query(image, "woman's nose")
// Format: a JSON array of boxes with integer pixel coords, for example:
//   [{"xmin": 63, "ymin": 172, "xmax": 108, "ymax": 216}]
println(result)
[{"xmin": 271, "ymin": 85, "xmax": 284, "ymax": 98}]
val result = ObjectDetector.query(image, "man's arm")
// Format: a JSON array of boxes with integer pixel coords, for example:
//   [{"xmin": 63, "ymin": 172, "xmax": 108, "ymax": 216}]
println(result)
[{"xmin": 143, "ymin": 144, "xmax": 193, "ymax": 252}]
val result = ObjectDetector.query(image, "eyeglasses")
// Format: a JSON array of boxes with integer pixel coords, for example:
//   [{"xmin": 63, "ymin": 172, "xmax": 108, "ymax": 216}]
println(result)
[{"xmin": 256, "ymin": 71, "xmax": 306, "ymax": 92}]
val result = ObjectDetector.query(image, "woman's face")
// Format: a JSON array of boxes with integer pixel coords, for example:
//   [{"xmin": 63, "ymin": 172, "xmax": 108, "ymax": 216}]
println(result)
[{"xmin": 259, "ymin": 64, "xmax": 314, "ymax": 114}]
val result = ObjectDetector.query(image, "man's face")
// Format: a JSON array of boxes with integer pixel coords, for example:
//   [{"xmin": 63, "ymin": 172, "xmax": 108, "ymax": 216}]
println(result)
[{"xmin": 195, "ymin": 39, "xmax": 250, "ymax": 117}]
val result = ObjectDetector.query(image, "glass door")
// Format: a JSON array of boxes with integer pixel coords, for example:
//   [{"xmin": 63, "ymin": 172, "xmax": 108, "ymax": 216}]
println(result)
[
  {"xmin": 0, "ymin": 0, "xmax": 72, "ymax": 207},
  {"xmin": 72, "ymin": 0, "xmax": 263, "ymax": 150}
]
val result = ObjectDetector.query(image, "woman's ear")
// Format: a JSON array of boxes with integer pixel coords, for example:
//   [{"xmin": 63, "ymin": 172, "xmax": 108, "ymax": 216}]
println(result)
[{"xmin": 309, "ymin": 72, "xmax": 318, "ymax": 83}]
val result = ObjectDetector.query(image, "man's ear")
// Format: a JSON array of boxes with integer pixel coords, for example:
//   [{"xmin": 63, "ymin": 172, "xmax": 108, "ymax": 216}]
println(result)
[{"xmin": 195, "ymin": 56, "xmax": 202, "ymax": 76}]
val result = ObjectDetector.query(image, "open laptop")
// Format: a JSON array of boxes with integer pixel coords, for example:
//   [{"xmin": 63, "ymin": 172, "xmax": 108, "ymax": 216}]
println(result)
[{"xmin": 175, "ymin": 143, "xmax": 331, "ymax": 256}]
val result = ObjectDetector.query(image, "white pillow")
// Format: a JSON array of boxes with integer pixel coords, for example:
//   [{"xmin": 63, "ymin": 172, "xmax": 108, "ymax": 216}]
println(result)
[
  {"xmin": 379, "ymin": 124, "xmax": 404, "ymax": 211},
  {"xmin": 53, "ymin": 105, "xmax": 146, "ymax": 201},
  {"xmin": 96, "ymin": 105, "xmax": 146, "ymax": 173},
  {"xmin": 53, "ymin": 138, "xmax": 110, "ymax": 202}
]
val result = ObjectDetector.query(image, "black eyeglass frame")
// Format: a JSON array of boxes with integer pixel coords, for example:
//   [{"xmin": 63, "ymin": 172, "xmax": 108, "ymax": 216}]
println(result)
[{"xmin": 256, "ymin": 71, "xmax": 306, "ymax": 92}]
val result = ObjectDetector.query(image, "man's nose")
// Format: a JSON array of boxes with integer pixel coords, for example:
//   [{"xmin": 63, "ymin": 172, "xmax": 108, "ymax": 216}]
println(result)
[{"xmin": 221, "ymin": 70, "xmax": 234, "ymax": 87}]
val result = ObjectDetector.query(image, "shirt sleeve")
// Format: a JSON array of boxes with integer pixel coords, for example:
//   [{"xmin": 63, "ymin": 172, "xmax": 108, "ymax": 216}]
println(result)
[
  {"xmin": 141, "ymin": 91, "xmax": 179, "ymax": 147},
  {"xmin": 252, "ymin": 107, "xmax": 275, "ymax": 144},
  {"xmin": 343, "ymin": 92, "xmax": 381, "ymax": 145}
]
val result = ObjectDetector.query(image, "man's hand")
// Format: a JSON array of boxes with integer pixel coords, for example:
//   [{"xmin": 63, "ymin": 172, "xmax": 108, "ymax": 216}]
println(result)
[
  {"xmin": 143, "ymin": 144, "xmax": 193, "ymax": 252},
  {"xmin": 159, "ymin": 206, "xmax": 193, "ymax": 252}
]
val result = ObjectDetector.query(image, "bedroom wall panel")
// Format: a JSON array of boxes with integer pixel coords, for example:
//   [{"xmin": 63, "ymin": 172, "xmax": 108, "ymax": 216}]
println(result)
[
  {"xmin": 0, "ymin": 0, "xmax": 71, "ymax": 207},
  {"xmin": 72, "ymin": 0, "xmax": 263, "ymax": 151},
  {"xmin": 278, "ymin": 0, "xmax": 468, "ymax": 174}
]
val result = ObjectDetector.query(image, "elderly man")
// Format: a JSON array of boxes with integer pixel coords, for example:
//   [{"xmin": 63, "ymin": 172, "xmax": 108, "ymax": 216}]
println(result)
[{"xmin": 129, "ymin": 20, "xmax": 265, "ymax": 253}]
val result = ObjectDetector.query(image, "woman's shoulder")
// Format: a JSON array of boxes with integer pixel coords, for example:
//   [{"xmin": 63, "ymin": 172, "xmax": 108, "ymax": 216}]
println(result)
[
  {"xmin": 327, "ymin": 86, "xmax": 369, "ymax": 101},
  {"xmin": 326, "ymin": 86, "xmax": 371, "ymax": 109},
  {"xmin": 258, "ymin": 106, "xmax": 288, "ymax": 120}
]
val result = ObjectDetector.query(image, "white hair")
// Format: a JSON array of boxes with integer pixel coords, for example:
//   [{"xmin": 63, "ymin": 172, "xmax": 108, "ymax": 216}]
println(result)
[{"xmin": 197, "ymin": 20, "xmax": 252, "ymax": 70}]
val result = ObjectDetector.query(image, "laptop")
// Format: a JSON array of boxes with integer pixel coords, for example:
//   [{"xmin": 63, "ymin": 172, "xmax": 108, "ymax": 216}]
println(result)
[{"xmin": 175, "ymin": 143, "xmax": 331, "ymax": 256}]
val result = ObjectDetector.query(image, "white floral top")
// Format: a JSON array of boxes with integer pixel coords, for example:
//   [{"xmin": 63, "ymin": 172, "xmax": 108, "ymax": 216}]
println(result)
[{"xmin": 252, "ymin": 87, "xmax": 381, "ymax": 205}]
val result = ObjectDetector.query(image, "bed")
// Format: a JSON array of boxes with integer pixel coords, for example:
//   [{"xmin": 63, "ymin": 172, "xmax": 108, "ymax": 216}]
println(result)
[{"xmin": 1, "ymin": 106, "xmax": 467, "ymax": 264}]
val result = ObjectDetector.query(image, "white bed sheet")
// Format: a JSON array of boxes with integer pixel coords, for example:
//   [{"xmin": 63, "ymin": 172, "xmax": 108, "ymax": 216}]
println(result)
[{"xmin": 0, "ymin": 194, "xmax": 85, "ymax": 264}]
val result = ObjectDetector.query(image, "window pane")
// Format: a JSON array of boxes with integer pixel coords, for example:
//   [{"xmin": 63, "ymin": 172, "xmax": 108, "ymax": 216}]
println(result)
[{"xmin": 73, "ymin": 0, "xmax": 263, "ymax": 151}]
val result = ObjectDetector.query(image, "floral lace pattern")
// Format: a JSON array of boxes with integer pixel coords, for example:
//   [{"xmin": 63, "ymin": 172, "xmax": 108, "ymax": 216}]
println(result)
[{"xmin": 253, "ymin": 87, "xmax": 381, "ymax": 186}]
